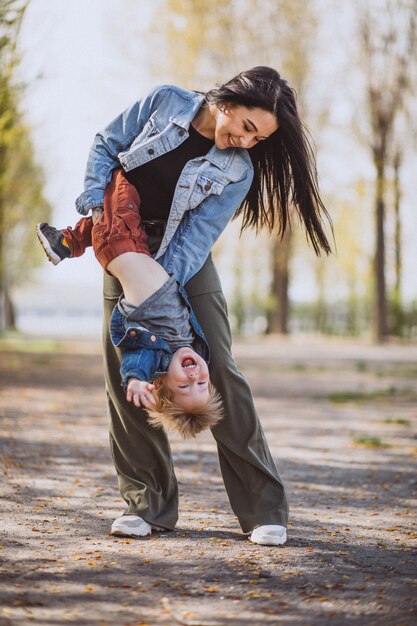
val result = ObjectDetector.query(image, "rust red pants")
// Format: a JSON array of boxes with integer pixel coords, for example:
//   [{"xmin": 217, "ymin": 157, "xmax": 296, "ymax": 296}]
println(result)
[{"xmin": 62, "ymin": 170, "xmax": 150, "ymax": 271}]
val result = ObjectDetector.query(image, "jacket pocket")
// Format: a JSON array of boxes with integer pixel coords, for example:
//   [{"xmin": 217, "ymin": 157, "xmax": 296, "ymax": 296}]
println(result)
[
  {"xmin": 111, "ymin": 325, "xmax": 148, "ymax": 350},
  {"xmin": 188, "ymin": 174, "xmax": 226, "ymax": 210},
  {"xmin": 130, "ymin": 113, "xmax": 160, "ymax": 148}
]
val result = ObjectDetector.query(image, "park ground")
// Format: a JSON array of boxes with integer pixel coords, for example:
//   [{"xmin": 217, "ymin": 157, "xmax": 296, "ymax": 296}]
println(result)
[{"xmin": 0, "ymin": 333, "xmax": 416, "ymax": 626}]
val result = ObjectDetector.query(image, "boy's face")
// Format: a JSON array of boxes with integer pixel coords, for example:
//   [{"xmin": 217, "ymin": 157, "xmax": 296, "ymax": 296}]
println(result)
[{"xmin": 165, "ymin": 347, "xmax": 210, "ymax": 411}]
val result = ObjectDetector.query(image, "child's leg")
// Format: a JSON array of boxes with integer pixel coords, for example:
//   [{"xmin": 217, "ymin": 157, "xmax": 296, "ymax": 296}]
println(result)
[
  {"xmin": 93, "ymin": 169, "xmax": 168, "ymax": 306},
  {"xmin": 107, "ymin": 253, "xmax": 168, "ymax": 307},
  {"xmin": 92, "ymin": 169, "xmax": 149, "ymax": 269},
  {"xmin": 62, "ymin": 216, "xmax": 93, "ymax": 257}
]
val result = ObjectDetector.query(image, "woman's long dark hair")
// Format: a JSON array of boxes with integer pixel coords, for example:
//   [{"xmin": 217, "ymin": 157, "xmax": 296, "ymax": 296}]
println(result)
[{"xmin": 205, "ymin": 66, "xmax": 332, "ymax": 255}]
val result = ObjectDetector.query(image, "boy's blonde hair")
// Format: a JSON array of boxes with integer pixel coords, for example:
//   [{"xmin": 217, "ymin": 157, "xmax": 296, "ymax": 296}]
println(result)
[{"xmin": 146, "ymin": 377, "xmax": 223, "ymax": 438}]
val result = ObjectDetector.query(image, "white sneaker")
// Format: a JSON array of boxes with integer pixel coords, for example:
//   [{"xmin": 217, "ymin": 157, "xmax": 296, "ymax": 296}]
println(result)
[
  {"xmin": 111, "ymin": 515, "xmax": 152, "ymax": 537},
  {"xmin": 249, "ymin": 524, "xmax": 287, "ymax": 546}
]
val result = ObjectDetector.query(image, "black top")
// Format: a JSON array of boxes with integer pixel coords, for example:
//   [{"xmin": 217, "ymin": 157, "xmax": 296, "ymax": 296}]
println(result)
[{"xmin": 125, "ymin": 123, "xmax": 214, "ymax": 221}]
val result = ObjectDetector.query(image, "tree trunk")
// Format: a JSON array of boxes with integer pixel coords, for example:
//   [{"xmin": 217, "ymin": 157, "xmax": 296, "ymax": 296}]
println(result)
[
  {"xmin": 346, "ymin": 278, "xmax": 359, "ymax": 336},
  {"xmin": 373, "ymin": 163, "xmax": 388, "ymax": 342},
  {"xmin": 0, "ymin": 289, "xmax": 5, "ymax": 332},
  {"xmin": 314, "ymin": 258, "xmax": 327, "ymax": 333},
  {"xmin": 231, "ymin": 242, "xmax": 246, "ymax": 335},
  {"xmin": 393, "ymin": 154, "xmax": 402, "ymax": 306},
  {"xmin": 0, "ymin": 198, "xmax": 15, "ymax": 332},
  {"xmin": 0, "ymin": 194, "xmax": 5, "ymax": 332},
  {"xmin": 390, "ymin": 152, "xmax": 403, "ymax": 336},
  {"xmin": 268, "ymin": 229, "xmax": 291, "ymax": 334},
  {"xmin": 0, "ymin": 281, "xmax": 15, "ymax": 332}
]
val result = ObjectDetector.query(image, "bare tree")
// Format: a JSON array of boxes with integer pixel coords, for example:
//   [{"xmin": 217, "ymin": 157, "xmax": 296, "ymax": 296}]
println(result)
[
  {"xmin": 357, "ymin": 0, "xmax": 417, "ymax": 342},
  {"xmin": 392, "ymin": 148, "xmax": 402, "ymax": 310},
  {"xmin": 150, "ymin": 0, "xmax": 240, "ymax": 88},
  {"xmin": 388, "ymin": 86, "xmax": 417, "ymax": 334},
  {"xmin": 268, "ymin": 228, "xmax": 292, "ymax": 333},
  {"xmin": 153, "ymin": 0, "xmax": 325, "ymax": 335},
  {"xmin": 260, "ymin": 0, "xmax": 320, "ymax": 334}
]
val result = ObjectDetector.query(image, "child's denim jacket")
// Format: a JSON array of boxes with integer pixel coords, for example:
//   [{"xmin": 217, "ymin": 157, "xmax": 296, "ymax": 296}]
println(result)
[
  {"xmin": 110, "ymin": 282, "xmax": 209, "ymax": 389},
  {"xmin": 75, "ymin": 84, "xmax": 254, "ymax": 286}
]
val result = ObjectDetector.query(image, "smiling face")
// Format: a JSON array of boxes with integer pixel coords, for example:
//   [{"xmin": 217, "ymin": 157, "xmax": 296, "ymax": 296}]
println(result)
[
  {"xmin": 209, "ymin": 103, "xmax": 278, "ymax": 150},
  {"xmin": 164, "ymin": 347, "xmax": 210, "ymax": 412}
]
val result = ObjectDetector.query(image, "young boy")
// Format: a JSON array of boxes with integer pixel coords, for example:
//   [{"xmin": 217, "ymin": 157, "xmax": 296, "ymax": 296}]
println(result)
[{"xmin": 37, "ymin": 170, "xmax": 222, "ymax": 438}]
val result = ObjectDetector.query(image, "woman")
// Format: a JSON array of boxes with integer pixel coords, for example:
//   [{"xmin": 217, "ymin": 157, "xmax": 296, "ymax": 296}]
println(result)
[{"xmin": 77, "ymin": 66, "xmax": 331, "ymax": 545}]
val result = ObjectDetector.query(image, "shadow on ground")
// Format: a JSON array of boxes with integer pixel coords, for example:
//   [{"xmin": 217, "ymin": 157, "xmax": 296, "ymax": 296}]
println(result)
[{"xmin": 1, "ymin": 339, "xmax": 416, "ymax": 625}]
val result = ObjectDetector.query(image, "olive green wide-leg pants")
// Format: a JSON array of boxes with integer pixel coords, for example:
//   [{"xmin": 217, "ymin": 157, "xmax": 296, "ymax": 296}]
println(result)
[{"xmin": 103, "ymin": 255, "xmax": 289, "ymax": 534}]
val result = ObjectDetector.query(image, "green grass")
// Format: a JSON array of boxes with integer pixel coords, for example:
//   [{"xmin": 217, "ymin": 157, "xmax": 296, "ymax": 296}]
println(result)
[
  {"xmin": 0, "ymin": 336, "xmax": 64, "ymax": 354},
  {"xmin": 376, "ymin": 366, "xmax": 417, "ymax": 379},
  {"xmin": 383, "ymin": 417, "xmax": 411, "ymax": 426},
  {"xmin": 355, "ymin": 360, "xmax": 368, "ymax": 372},
  {"xmin": 351, "ymin": 435, "xmax": 390, "ymax": 448},
  {"xmin": 292, "ymin": 363, "xmax": 307, "ymax": 372},
  {"xmin": 0, "ymin": 332, "xmax": 101, "ymax": 355},
  {"xmin": 238, "ymin": 362, "xmax": 333, "ymax": 374},
  {"xmin": 326, "ymin": 387, "xmax": 398, "ymax": 403}
]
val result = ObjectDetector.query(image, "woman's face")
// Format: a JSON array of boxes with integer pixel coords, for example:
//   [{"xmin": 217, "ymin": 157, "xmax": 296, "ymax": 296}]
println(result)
[{"xmin": 210, "ymin": 103, "xmax": 278, "ymax": 150}]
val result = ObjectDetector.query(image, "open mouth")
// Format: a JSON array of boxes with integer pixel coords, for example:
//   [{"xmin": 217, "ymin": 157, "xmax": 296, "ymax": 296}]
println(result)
[{"xmin": 182, "ymin": 357, "xmax": 196, "ymax": 369}]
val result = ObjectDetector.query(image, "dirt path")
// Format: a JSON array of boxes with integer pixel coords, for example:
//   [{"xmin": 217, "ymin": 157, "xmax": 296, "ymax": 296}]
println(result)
[{"xmin": 0, "ymin": 336, "xmax": 416, "ymax": 626}]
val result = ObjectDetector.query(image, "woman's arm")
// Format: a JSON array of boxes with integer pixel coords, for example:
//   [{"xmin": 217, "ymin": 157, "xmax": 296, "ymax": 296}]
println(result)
[{"xmin": 75, "ymin": 85, "xmax": 165, "ymax": 215}]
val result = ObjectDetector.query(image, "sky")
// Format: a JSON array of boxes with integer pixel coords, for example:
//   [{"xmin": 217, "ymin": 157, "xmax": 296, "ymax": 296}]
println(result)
[{"xmin": 14, "ymin": 0, "xmax": 417, "ymax": 331}]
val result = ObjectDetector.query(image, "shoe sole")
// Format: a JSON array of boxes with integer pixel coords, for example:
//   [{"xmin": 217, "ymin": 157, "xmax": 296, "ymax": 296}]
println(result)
[
  {"xmin": 110, "ymin": 523, "xmax": 165, "ymax": 537},
  {"xmin": 249, "ymin": 536, "xmax": 287, "ymax": 546},
  {"xmin": 111, "ymin": 528, "xmax": 151, "ymax": 538},
  {"xmin": 110, "ymin": 519, "xmax": 153, "ymax": 537},
  {"xmin": 249, "ymin": 530, "xmax": 287, "ymax": 546},
  {"xmin": 36, "ymin": 225, "xmax": 61, "ymax": 265}
]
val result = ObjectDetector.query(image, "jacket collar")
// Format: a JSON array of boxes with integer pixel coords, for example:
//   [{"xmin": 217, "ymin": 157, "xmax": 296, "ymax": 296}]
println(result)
[{"xmin": 169, "ymin": 91, "xmax": 205, "ymax": 128}]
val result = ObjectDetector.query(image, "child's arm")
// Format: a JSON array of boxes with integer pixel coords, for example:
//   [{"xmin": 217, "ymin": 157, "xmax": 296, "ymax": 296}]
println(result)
[
  {"xmin": 110, "ymin": 307, "xmax": 163, "ymax": 408},
  {"xmin": 126, "ymin": 378, "xmax": 156, "ymax": 408}
]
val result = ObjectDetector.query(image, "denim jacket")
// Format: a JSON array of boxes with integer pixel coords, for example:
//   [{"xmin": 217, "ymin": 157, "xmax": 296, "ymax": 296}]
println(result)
[
  {"xmin": 110, "ymin": 282, "xmax": 209, "ymax": 388},
  {"xmin": 76, "ymin": 84, "xmax": 254, "ymax": 285}
]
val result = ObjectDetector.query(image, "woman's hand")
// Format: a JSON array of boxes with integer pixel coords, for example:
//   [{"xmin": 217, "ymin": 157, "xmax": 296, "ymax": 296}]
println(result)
[{"xmin": 126, "ymin": 378, "xmax": 156, "ymax": 408}]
